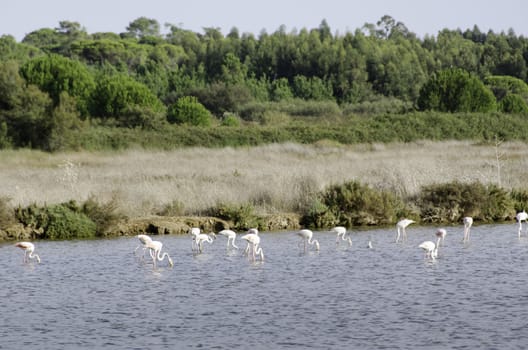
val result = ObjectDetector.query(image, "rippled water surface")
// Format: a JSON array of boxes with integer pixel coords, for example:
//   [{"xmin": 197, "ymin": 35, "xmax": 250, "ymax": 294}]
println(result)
[{"xmin": 2, "ymin": 224, "xmax": 528, "ymax": 349}]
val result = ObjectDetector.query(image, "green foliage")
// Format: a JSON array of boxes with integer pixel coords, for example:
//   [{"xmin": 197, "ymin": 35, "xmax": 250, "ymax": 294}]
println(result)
[
  {"xmin": 20, "ymin": 54, "xmax": 95, "ymax": 115},
  {"xmin": 167, "ymin": 96, "xmax": 212, "ymax": 126},
  {"xmin": 303, "ymin": 180, "xmax": 405, "ymax": 227},
  {"xmin": 418, "ymin": 182, "xmax": 513, "ymax": 223},
  {"xmin": 417, "ymin": 68, "xmax": 497, "ymax": 112},
  {"xmin": 498, "ymin": 93, "xmax": 528, "ymax": 113},
  {"xmin": 191, "ymin": 82, "xmax": 252, "ymax": 116},
  {"xmin": 81, "ymin": 195, "xmax": 122, "ymax": 235},
  {"xmin": 15, "ymin": 202, "xmax": 97, "ymax": 239},
  {"xmin": 89, "ymin": 73, "xmax": 164, "ymax": 123},
  {"xmin": 44, "ymin": 204, "xmax": 97, "ymax": 239},
  {"xmin": 485, "ymin": 75, "xmax": 528, "ymax": 100},
  {"xmin": 220, "ymin": 113, "xmax": 241, "ymax": 127},
  {"xmin": 509, "ymin": 189, "xmax": 528, "ymax": 213},
  {"xmin": 48, "ymin": 92, "xmax": 86, "ymax": 151},
  {"xmin": 208, "ymin": 202, "xmax": 260, "ymax": 230}
]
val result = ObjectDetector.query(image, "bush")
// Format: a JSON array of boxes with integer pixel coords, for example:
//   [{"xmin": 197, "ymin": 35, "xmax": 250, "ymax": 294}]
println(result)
[
  {"xmin": 167, "ymin": 96, "xmax": 212, "ymax": 126},
  {"xmin": 44, "ymin": 204, "xmax": 97, "ymax": 240},
  {"xmin": 498, "ymin": 93, "xmax": 528, "ymax": 113},
  {"xmin": 15, "ymin": 202, "xmax": 97, "ymax": 239},
  {"xmin": 418, "ymin": 68, "xmax": 497, "ymax": 112},
  {"xmin": 302, "ymin": 180, "xmax": 405, "ymax": 228},
  {"xmin": 81, "ymin": 195, "xmax": 122, "ymax": 235},
  {"xmin": 417, "ymin": 182, "xmax": 514, "ymax": 223},
  {"xmin": 208, "ymin": 202, "xmax": 260, "ymax": 230}
]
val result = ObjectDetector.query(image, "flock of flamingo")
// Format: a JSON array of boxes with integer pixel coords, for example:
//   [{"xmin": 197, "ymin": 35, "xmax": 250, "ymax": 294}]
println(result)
[{"xmin": 12, "ymin": 210, "xmax": 528, "ymax": 266}]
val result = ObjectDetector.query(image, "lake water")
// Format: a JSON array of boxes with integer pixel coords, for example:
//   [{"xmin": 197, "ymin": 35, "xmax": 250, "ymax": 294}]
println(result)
[{"xmin": 1, "ymin": 223, "xmax": 528, "ymax": 349}]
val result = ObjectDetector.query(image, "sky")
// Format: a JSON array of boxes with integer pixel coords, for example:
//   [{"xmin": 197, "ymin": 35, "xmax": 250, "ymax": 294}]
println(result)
[{"xmin": 2, "ymin": 0, "xmax": 527, "ymax": 41}]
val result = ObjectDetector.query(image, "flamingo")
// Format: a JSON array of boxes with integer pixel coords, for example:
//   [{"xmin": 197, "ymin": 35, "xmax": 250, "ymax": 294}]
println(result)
[
  {"xmin": 331, "ymin": 226, "xmax": 352, "ymax": 246},
  {"xmin": 396, "ymin": 219, "xmax": 415, "ymax": 242},
  {"xmin": 147, "ymin": 240, "xmax": 173, "ymax": 267},
  {"xmin": 242, "ymin": 228, "xmax": 259, "ymax": 256},
  {"xmin": 241, "ymin": 229, "xmax": 264, "ymax": 261},
  {"xmin": 297, "ymin": 229, "xmax": 320, "ymax": 252},
  {"xmin": 436, "ymin": 228, "xmax": 447, "ymax": 246},
  {"xmin": 195, "ymin": 232, "xmax": 216, "ymax": 253},
  {"xmin": 15, "ymin": 242, "xmax": 41, "ymax": 264},
  {"xmin": 516, "ymin": 211, "xmax": 528, "ymax": 238},
  {"xmin": 217, "ymin": 229, "xmax": 239, "ymax": 249},
  {"xmin": 134, "ymin": 234, "xmax": 153, "ymax": 258},
  {"xmin": 418, "ymin": 235, "xmax": 442, "ymax": 260},
  {"xmin": 190, "ymin": 227, "xmax": 201, "ymax": 251},
  {"xmin": 463, "ymin": 217, "xmax": 473, "ymax": 243}
]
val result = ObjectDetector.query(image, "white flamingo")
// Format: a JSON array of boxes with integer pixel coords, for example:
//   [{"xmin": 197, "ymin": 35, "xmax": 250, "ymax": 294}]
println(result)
[
  {"xmin": 217, "ymin": 229, "xmax": 239, "ymax": 249},
  {"xmin": 419, "ymin": 235, "xmax": 442, "ymax": 260},
  {"xmin": 396, "ymin": 219, "xmax": 415, "ymax": 242},
  {"xmin": 242, "ymin": 228, "xmax": 259, "ymax": 256},
  {"xmin": 297, "ymin": 229, "xmax": 320, "ymax": 252},
  {"xmin": 190, "ymin": 227, "xmax": 201, "ymax": 251},
  {"xmin": 195, "ymin": 232, "xmax": 216, "ymax": 253},
  {"xmin": 436, "ymin": 228, "xmax": 447, "ymax": 246},
  {"xmin": 516, "ymin": 211, "xmax": 528, "ymax": 238},
  {"xmin": 134, "ymin": 234, "xmax": 153, "ymax": 258},
  {"xmin": 241, "ymin": 229, "xmax": 264, "ymax": 261},
  {"xmin": 15, "ymin": 242, "xmax": 41, "ymax": 264},
  {"xmin": 331, "ymin": 226, "xmax": 352, "ymax": 246},
  {"xmin": 147, "ymin": 240, "xmax": 173, "ymax": 267},
  {"xmin": 463, "ymin": 217, "xmax": 473, "ymax": 243}
]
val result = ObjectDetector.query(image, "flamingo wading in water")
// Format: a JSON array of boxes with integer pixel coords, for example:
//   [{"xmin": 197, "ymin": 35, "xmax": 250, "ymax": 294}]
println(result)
[
  {"xmin": 147, "ymin": 240, "xmax": 174, "ymax": 267},
  {"xmin": 241, "ymin": 228, "xmax": 264, "ymax": 261},
  {"xmin": 419, "ymin": 234, "xmax": 442, "ymax": 260},
  {"xmin": 134, "ymin": 234, "xmax": 153, "ymax": 258},
  {"xmin": 331, "ymin": 226, "xmax": 352, "ymax": 246},
  {"xmin": 463, "ymin": 217, "xmax": 473, "ymax": 243},
  {"xmin": 195, "ymin": 232, "xmax": 216, "ymax": 253},
  {"xmin": 217, "ymin": 229, "xmax": 239, "ymax": 249},
  {"xmin": 15, "ymin": 242, "xmax": 41, "ymax": 264},
  {"xmin": 396, "ymin": 219, "xmax": 415, "ymax": 242},
  {"xmin": 297, "ymin": 229, "xmax": 320, "ymax": 252},
  {"xmin": 516, "ymin": 211, "xmax": 528, "ymax": 238},
  {"xmin": 436, "ymin": 228, "xmax": 447, "ymax": 246}
]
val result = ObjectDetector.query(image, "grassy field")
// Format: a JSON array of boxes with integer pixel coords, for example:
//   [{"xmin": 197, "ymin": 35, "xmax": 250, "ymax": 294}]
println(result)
[{"xmin": 1, "ymin": 140, "xmax": 527, "ymax": 218}]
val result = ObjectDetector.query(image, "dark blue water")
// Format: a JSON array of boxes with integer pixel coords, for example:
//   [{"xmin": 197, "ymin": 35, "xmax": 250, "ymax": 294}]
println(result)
[{"xmin": 1, "ymin": 224, "xmax": 528, "ymax": 349}]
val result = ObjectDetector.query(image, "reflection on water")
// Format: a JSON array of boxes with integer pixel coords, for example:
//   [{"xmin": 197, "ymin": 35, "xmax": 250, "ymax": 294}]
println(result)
[{"xmin": 1, "ymin": 224, "xmax": 528, "ymax": 349}]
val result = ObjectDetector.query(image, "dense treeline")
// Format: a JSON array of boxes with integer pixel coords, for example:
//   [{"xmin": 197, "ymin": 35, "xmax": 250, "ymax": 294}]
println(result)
[{"xmin": 1, "ymin": 16, "xmax": 528, "ymax": 151}]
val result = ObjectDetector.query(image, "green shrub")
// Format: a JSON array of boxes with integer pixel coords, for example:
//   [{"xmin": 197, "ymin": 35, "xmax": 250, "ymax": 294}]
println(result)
[
  {"xmin": 44, "ymin": 204, "xmax": 97, "ymax": 239},
  {"xmin": 167, "ymin": 96, "xmax": 212, "ymax": 126},
  {"xmin": 81, "ymin": 195, "xmax": 122, "ymax": 235},
  {"xmin": 509, "ymin": 189, "xmax": 528, "ymax": 213},
  {"xmin": 417, "ymin": 182, "xmax": 514, "ymax": 223},
  {"xmin": 498, "ymin": 93, "xmax": 528, "ymax": 113},
  {"xmin": 304, "ymin": 180, "xmax": 405, "ymax": 228},
  {"xmin": 15, "ymin": 202, "xmax": 97, "ymax": 239},
  {"xmin": 220, "ymin": 113, "xmax": 241, "ymax": 127},
  {"xmin": 208, "ymin": 202, "xmax": 260, "ymax": 230},
  {"xmin": 418, "ymin": 68, "xmax": 497, "ymax": 112}
]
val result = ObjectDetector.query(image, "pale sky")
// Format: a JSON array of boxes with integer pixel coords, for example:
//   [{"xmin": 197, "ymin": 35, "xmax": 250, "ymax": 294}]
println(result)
[{"xmin": 2, "ymin": 0, "xmax": 527, "ymax": 41}]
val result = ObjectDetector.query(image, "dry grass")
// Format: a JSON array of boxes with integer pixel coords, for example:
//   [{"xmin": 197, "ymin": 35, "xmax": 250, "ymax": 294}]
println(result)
[{"xmin": 1, "ymin": 140, "xmax": 528, "ymax": 217}]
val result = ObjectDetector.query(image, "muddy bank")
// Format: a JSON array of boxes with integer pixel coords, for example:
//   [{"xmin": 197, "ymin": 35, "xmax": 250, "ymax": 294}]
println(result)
[{"xmin": 0, "ymin": 213, "xmax": 302, "ymax": 242}]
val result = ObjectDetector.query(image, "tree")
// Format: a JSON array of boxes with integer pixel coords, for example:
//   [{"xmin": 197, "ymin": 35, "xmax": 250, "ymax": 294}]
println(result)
[
  {"xmin": 89, "ymin": 73, "xmax": 165, "ymax": 125},
  {"xmin": 126, "ymin": 17, "xmax": 161, "ymax": 39},
  {"xmin": 20, "ymin": 54, "xmax": 95, "ymax": 115},
  {"xmin": 417, "ymin": 68, "xmax": 497, "ymax": 112},
  {"xmin": 167, "ymin": 96, "xmax": 212, "ymax": 126}
]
